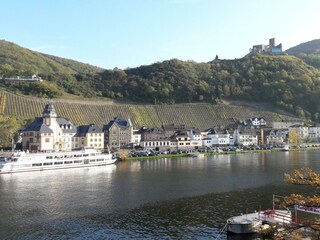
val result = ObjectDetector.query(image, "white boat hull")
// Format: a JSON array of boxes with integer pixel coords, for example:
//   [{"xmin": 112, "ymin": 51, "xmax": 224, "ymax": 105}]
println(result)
[
  {"xmin": 227, "ymin": 213, "xmax": 262, "ymax": 234},
  {"xmin": 0, "ymin": 159, "xmax": 117, "ymax": 174},
  {"xmin": 227, "ymin": 220, "xmax": 262, "ymax": 234},
  {"xmin": 0, "ymin": 148, "xmax": 117, "ymax": 174}
]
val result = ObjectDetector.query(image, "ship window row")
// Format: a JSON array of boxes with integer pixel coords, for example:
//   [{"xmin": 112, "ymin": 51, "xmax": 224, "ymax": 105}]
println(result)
[
  {"xmin": 31, "ymin": 160, "xmax": 87, "ymax": 167},
  {"xmin": 46, "ymin": 154, "xmax": 86, "ymax": 159},
  {"xmin": 20, "ymin": 159, "xmax": 107, "ymax": 168}
]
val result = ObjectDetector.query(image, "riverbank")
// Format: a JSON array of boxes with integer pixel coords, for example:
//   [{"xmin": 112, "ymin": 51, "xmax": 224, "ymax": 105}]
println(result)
[{"xmin": 122, "ymin": 147, "xmax": 320, "ymax": 161}]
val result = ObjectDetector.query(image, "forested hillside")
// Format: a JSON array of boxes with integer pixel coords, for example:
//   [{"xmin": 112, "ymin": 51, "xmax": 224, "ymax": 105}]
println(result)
[
  {"xmin": 99, "ymin": 55, "xmax": 320, "ymax": 120},
  {"xmin": 1, "ymin": 39, "xmax": 320, "ymax": 121}
]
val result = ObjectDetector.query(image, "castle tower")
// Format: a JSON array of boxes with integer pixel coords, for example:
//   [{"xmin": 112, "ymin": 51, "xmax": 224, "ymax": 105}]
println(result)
[{"xmin": 269, "ymin": 38, "xmax": 275, "ymax": 48}]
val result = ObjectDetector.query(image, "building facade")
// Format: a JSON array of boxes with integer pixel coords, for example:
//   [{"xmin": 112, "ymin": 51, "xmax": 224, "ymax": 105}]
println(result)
[
  {"xmin": 139, "ymin": 127, "xmax": 171, "ymax": 151},
  {"xmin": 103, "ymin": 117, "xmax": 133, "ymax": 149},
  {"xmin": 22, "ymin": 104, "xmax": 76, "ymax": 151},
  {"xmin": 72, "ymin": 124, "xmax": 104, "ymax": 150}
]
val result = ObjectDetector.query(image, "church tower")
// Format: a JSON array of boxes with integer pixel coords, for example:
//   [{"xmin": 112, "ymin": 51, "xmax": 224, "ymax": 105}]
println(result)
[
  {"xmin": 42, "ymin": 103, "xmax": 59, "ymax": 149},
  {"xmin": 42, "ymin": 103, "xmax": 57, "ymax": 126}
]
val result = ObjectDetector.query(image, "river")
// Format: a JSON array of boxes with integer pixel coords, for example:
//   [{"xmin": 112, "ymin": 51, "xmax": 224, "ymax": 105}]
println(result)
[{"xmin": 0, "ymin": 151, "xmax": 319, "ymax": 239}]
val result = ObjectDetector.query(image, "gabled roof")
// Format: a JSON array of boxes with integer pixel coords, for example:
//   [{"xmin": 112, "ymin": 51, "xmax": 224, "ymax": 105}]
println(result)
[
  {"xmin": 206, "ymin": 128, "xmax": 229, "ymax": 134},
  {"xmin": 103, "ymin": 116, "xmax": 132, "ymax": 131},
  {"xmin": 23, "ymin": 118, "xmax": 53, "ymax": 134},
  {"xmin": 237, "ymin": 127, "xmax": 258, "ymax": 136},
  {"xmin": 57, "ymin": 117, "xmax": 76, "ymax": 134},
  {"xmin": 142, "ymin": 127, "xmax": 165, "ymax": 134},
  {"xmin": 191, "ymin": 128, "xmax": 201, "ymax": 135},
  {"xmin": 162, "ymin": 124, "xmax": 186, "ymax": 131},
  {"xmin": 76, "ymin": 124, "xmax": 102, "ymax": 137}
]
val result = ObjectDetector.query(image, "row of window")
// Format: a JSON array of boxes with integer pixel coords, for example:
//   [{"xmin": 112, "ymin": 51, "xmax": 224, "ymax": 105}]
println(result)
[
  {"xmin": 111, "ymin": 137, "xmax": 129, "ymax": 141},
  {"xmin": 111, "ymin": 142, "xmax": 127, "ymax": 146},
  {"xmin": 90, "ymin": 133, "xmax": 102, "ymax": 137},
  {"xmin": 112, "ymin": 131, "xmax": 129, "ymax": 135},
  {"xmin": 29, "ymin": 158, "xmax": 106, "ymax": 167},
  {"xmin": 45, "ymin": 153, "xmax": 92, "ymax": 159},
  {"xmin": 143, "ymin": 142, "xmax": 170, "ymax": 147},
  {"xmin": 89, "ymin": 138, "xmax": 102, "ymax": 142}
]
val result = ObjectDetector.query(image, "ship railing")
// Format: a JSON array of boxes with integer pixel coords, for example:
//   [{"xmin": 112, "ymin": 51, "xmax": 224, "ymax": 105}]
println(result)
[{"xmin": 259, "ymin": 209, "xmax": 292, "ymax": 225}]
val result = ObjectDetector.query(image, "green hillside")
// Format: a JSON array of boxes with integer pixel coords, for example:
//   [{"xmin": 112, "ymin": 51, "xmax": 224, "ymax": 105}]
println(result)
[
  {"xmin": 0, "ymin": 40, "xmax": 103, "ymax": 97},
  {"xmin": 1, "ymin": 39, "xmax": 320, "ymax": 121},
  {"xmin": 0, "ymin": 89, "xmax": 298, "ymax": 130},
  {"xmin": 100, "ymin": 55, "xmax": 320, "ymax": 120}
]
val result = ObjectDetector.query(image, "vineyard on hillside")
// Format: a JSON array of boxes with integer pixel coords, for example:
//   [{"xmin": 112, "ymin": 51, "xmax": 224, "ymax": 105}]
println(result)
[{"xmin": 1, "ymin": 90, "xmax": 298, "ymax": 129}]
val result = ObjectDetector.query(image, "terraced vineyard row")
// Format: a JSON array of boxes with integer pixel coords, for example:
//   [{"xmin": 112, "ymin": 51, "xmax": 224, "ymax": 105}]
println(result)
[
  {"xmin": 0, "ymin": 91, "xmax": 6, "ymax": 115},
  {"xmin": 1, "ymin": 90, "xmax": 297, "ymax": 129}
]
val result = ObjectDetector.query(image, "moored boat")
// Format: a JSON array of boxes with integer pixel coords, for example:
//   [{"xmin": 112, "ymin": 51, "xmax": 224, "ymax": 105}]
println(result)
[
  {"xmin": 0, "ymin": 148, "xmax": 116, "ymax": 174},
  {"xmin": 227, "ymin": 209, "xmax": 292, "ymax": 234},
  {"xmin": 280, "ymin": 145, "xmax": 290, "ymax": 151},
  {"xmin": 187, "ymin": 151, "xmax": 205, "ymax": 158},
  {"xmin": 227, "ymin": 213, "xmax": 262, "ymax": 234}
]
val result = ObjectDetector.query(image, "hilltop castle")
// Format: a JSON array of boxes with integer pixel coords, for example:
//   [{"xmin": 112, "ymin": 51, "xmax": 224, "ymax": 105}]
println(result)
[{"xmin": 248, "ymin": 38, "xmax": 282, "ymax": 55}]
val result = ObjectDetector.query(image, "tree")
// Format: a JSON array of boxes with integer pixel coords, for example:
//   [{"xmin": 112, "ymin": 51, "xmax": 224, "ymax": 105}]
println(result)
[
  {"xmin": 288, "ymin": 130, "xmax": 301, "ymax": 145},
  {"xmin": 0, "ymin": 116, "xmax": 22, "ymax": 149},
  {"xmin": 283, "ymin": 167, "xmax": 320, "ymax": 207}
]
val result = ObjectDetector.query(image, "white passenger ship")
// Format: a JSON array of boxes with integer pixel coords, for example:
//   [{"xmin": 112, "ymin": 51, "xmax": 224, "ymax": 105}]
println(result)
[{"xmin": 0, "ymin": 148, "xmax": 117, "ymax": 174}]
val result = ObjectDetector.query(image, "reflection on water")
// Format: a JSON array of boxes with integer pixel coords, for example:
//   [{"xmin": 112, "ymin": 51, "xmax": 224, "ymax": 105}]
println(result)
[{"xmin": 0, "ymin": 151, "xmax": 320, "ymax": 239}]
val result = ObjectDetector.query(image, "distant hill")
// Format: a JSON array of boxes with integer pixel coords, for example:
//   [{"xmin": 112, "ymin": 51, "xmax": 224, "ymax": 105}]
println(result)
[
  {"xmin": 286, "ymin": 39, "xmax": 320, "ymax": 55},
  {"xmin": 285, "ymin": 39, "xmax": 320, "ymax": 69},
  {"xmin": 1, "ymin": 39, "xmax": 320, "ymax": 122}
]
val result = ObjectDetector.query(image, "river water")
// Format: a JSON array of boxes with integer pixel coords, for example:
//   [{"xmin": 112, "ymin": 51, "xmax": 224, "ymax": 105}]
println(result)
[{"xmin": 0, "ymin": 151, "xmax": 319, "ymax": 239}]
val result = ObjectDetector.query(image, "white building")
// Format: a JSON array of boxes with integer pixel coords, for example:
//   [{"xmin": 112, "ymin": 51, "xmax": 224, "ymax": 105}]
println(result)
[
  {"xmin": 308, "ymin": 126, "xmax": 320, "ymax": 142},
  {"xmin": 72, "ymin": 124, "xmax": 104, "ymax": 150},
  {"xmin": 240, "ymin": 117, "xmax": 266, "ymax": 127},
  {"xmin": 233, "ymin": 127, "xmax": 258, "ymax": 146},
  {"xmin": 139, "ymin": 127, "xmax": 171, "ymax": 151},
  {"xmin": 188, "ymin": 128, "xmax": 202, "ymax": 149},
  {"xmin": 204, "ymin": 128, "xmax": 230, "ymax": 146},
  {"xmin": 22, "ymin": 104, "xmax": 76, "ymax": 151},
  {"xmin": 132, "ymin": 129, "xmax": 141, "ymax": 146},
  {"xmin": 266, "ymin": 129, "xmax": 288, "ymax": 146}
]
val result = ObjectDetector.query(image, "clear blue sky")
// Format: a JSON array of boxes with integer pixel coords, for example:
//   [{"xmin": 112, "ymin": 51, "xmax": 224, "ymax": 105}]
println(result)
[{"xmin": 1, "ymin": 0, "xmax": 320, "ymax": 69}]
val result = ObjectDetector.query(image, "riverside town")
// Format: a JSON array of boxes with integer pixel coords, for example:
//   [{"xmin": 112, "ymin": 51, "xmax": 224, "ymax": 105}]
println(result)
[{"xmin": 14, "ymin": 103, "xmax": 320, "ymax": 158}]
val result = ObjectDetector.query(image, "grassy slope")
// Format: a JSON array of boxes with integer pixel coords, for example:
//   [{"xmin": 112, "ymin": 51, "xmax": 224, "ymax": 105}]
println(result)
[
  {"xmin": 0, "ymin": 89, "xmax": 297, "ymax": 129},
  {"xmin": 0, "ymin": 40, "xmax": 102, "ymax": 75}
]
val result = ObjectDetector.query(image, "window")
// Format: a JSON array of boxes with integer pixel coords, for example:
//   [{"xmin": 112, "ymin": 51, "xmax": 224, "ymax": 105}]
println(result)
[
  {"xmin": 32, "ymin": 163, "xmax": 42, "ymax": 167},
  {"xmin": 45, "ymin": 138, "xmax": 50, "ymax": 143}
]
